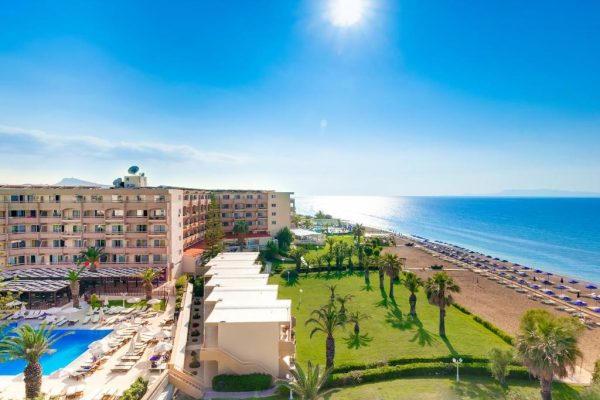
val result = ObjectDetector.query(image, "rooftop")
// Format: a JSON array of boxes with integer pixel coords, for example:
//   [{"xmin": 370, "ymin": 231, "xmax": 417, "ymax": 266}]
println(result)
[{"xmin": 205, "ymin": 301, "xmax": 292, "ymax": 324}]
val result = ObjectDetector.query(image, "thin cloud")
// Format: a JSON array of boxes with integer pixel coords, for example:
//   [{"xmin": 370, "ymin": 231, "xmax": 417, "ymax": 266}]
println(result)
[{"xmin": 0, "ymin": 125, "xmax": 244, "ymax": 163}]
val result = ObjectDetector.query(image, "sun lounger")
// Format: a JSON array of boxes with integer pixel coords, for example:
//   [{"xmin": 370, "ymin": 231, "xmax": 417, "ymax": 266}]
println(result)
[
  {"xmin": 120, "ymin": 355, "xmax": 141, "ymax": 361},
  {"xmin": 82, "ymin": 316, "xmax": 91, "ymax": 324},
  {"xmin": 57, "ymin": 318, "xmax": 68, "ymax": 326},
  {"xmin": 65, "ymin": 384, "xmax": 85, "ymax": 399},
  {"xmin": 149, "ymin": 363, "xmax": 167, "ymax": 372},
  {"xmin": 91, "ymin": 315, "xmax": 99, "ymax": 324},
  {"xmin": 110, "ymin": 365, "xmax": 133, "ymax": 372},
  {"xmin": 47, "ymin": 386, "xmax": 67, "ymax": 400}
]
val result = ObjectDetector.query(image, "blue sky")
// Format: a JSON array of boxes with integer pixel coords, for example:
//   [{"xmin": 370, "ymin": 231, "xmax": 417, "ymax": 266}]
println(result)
[{"xmin": 0, "ymin": 0, "xmax": 599, "ymax": 195}]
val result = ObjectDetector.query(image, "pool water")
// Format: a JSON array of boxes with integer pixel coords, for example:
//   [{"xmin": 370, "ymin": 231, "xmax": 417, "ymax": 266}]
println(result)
[{"xmin": 0, "ymin": 328, "xmax": 112, "ymax": 375}]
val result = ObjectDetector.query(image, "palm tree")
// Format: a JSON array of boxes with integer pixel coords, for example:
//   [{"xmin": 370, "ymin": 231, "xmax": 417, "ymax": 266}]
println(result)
[
  {"xmin": 352, "ymin": 224, "xmax": 366, "ymax": 267},
  {"xmin": 403, "ymin": 271, "xmax": 424, "ymax": 317},
  {"xmin": 0, "ymin": 323, "xmax": 73, "ymax": 399},
  {"xmin": 232, "ymin": 220, "xmax": 249, "ymax": 248},
  {"xmin": 138, "ymin": 268, "xmax": 160, "ymax": 300},
  {"xmin": 79, "ymin": 246, "xmax": 106, "ymax": 273},
  {"xmin": 377, "ymin": 259, "xmax": 385, "ymax": 291},
  {"xmin": 346, "ymin": 244, "xmax": 355, "ymax": 271},
  {"xmin": 277, "ymin": 361, "xmax": 334, "ymax": 400},
  {"xmin": 517, "ymin": 309, "xmax": 584, "ymax": 400},
  {"xmin": 382, "ymin": 253, "xmax": 402, "ymax": 299},
  {"xmin": 66, "ymin": 263, "xmax": 86, "ymax": 308},
  {"xmin": 364, "ymin": 254, "xmax": 375, "ymax": 285},
  {"xmin": 323, "ymin": 253, "xmax": 333, "ymax": 273},
  {"xmin": 325, "ymin": 237, "xmax": 336, "ymax": 257},
  {"xmin": 305, "ymin": 303, "xmax": 345, "ymax": 369},
  {"xmin": 336, "ymin": 294, "xmax": 354, "ymax": 321},
  {"xmin": 348, "ymin": 311, "xmax": 370, "ymax": 335},
  {"xmin": 289, "ymin": 246, "xmax": 307, "ymax": 273},
  {"xmin": 326, "ymin": 284, "xmax": 337, "ymax": 302},
  {"xmin": 425, "ymin": 272, "xmax": 460, "ymax": 337}
]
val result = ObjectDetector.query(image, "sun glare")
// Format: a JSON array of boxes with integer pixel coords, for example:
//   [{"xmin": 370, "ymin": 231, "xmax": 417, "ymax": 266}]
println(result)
[{"xmin": 329, "ymin": 0, "xmax": 365, "ymax": 27}]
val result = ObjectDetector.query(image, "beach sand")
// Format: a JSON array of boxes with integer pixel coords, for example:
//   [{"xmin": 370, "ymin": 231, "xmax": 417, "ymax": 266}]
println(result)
[{"xmin": 383, "ymin": 237, "xmax": 600, "ymax": 377}]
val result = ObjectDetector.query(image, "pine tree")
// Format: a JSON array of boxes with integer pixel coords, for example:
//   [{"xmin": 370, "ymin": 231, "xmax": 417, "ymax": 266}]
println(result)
[{"xmin": 205, "ymin": 193, "xmax": 224, "ymax": 256}]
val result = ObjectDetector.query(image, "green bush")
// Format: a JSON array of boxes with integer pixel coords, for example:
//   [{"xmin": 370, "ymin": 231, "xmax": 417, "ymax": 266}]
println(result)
[
  {"xmin": 451, "ymin": 303, "xmax": 514, "ymax": 345},
  {"xmin": 329, "ymin": 362, "xmax": 530, "ymax": 387},
  {"xmin": 89, "ymin": 293, "xmax": 102, "ymax": 309},
  {"xmin": 333, "ymin": 355, "xmax": 489, "ymax": 374},
  {"xmin": 452, "ymin": 303, "xmax": 472, "ymax": 315},
  {"xmin": 175, "ymin": 275, "xmax": 189, "ymax": 290},
  {"xmin": 120, "ymin": 377, "xmax": 148, "ymax": 400},
  {"xmin": 192, "ymin": 277, "xmax": 204, "ymax": 297},
  {"xmin": 593, "ymin": 359, "xmax": 600, "ymax": 384},
  {"xmin": 212, "ymin": 373, "xmax": 273, "ymax": 392},
  {"xmin": 280, "ymin": 268, "xmax": 299, "ymax": 280}
]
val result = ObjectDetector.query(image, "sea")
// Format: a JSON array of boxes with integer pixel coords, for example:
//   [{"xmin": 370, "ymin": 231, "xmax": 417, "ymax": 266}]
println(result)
[{"xmin": 295, "ymin": 196, "xmax": 600, "ymax": 283}]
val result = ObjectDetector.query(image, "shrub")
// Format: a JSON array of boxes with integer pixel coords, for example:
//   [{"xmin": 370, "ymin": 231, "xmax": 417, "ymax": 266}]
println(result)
[
  {"xmin": 452, "ymin": 303, "xmax": 472, "ymax": 315},
  {"xmin": 473, "ymin": 316, "xmax": 514, "ymax": 345},
  {"xmin": 175, "ymin": 275, "xmax": 189, "ymax": 290},
  {"xmin": 212, "ymin": 373, "xmax": 273, "ymax": 392},
  {"xmin": 192, "ymin": 313, "xmax": 201, "ymax": 319},
  {"xmin": 190, "ymin": 329, "xmax": 200, "ymax": 337},
  {"xmin": 430, "ymin": 264, "xmax": 444, "ymax": 270},
  {"xmin": 332, "ymin": 355, "xmax": 489, "ymax": 374},
  {"xmin": 280, "ymin": 268, "xmax": 298, "ymax": 281},
  {"xmin": 489, "ymin": 347, "xmax": 514, "ymax": 385},
  {"xmin": 189, "ymin": 356, "xmax": 200, "ymax": 369},
  {"xmin": 329, "ymin": 362, "xmax": 529, "ymax": 387},
  {"xmin": 119, "ymin": 377, "xmax": 148, "ymax": 400},
  {"xmin": 593, "ymin": 359, "xmax": 600, "ymax": 384},
  {"xmin": 89, "ymin": 293, "xmax": 102, "ymax": 309}
]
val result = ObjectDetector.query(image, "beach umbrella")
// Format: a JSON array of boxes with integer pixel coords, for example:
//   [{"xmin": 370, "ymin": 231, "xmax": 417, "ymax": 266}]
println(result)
[
  {"xmin": 530, "ymin": 284, "xmax": 541, "ymax": 289},
  {"xmin": 554, "ymin": 285, "xmax": 567, "ymax": 290},
  {"xmin": 519, "ymin": 272, "xmax": 528, "ymax": 277},
  {"xmin": 6, "ymin": 300, "xmax": 22, "ymax": 307},
  {"xmin": 45, "ymin": 307, "xmax": 62, "ymax": 314},
  {"xmin": 572, "ymin": 300, "xmax": 587, "ymax": 307},
  {"xmin": 147, "ymin": 299, "xmax": 161, "ymax": 305},
  {"xmin": 127, "ymin": 297, "xmax": 141, "ymax": 304},
  {"xmin": 542, "ymin": 280, "xmax": 552, "ymax": 285},
  {"xmin": 586, "ymin": 285, "xmax": 598, "ymax": 290},
  {"xmin": 534, "ymin": 269, "xmax": 543, "ymax": 274},
  {"xmin": 153, "ymin": 341, "xmax": 173, "ymax": 353},
  {"xmin": 591, "ymin": 307, "xmax": 600, "ymax": 313},
  {"xmin": 569, "ymin": 280, "xmax": 579, "ymax": 284},
  {"xmin": 522, "ymin": 266, "xmax": 530, "ymax": 270},
  {"xmin": 542, "ymin": 290, "xmax": 555, "ymax": 295}
]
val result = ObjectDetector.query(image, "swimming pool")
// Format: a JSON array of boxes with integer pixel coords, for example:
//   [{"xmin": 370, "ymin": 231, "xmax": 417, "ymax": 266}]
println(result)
[{"xmin": 0, "ymin": 328, "xmax": 112, "ymax": 375}]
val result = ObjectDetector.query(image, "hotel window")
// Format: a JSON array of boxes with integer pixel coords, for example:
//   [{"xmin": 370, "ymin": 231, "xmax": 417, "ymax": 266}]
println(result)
[
  {"xmin": 222, "ymin": 194, "xmax": 230, "ymax": 200},
  {"xmin": 271, "ymin": 221, "xmax": 276, "ymax": 225},
  {"xmin": 9, "ymin": 256, "xmax": 26, "ymax": 265},
  {"xmin": 271, "ymin": 203, "xmax": 276, "ymax": 207},
  {"xmin": 154, "ymin": 195, "xmax": 166, "ymax": 202},
  {"xmin": 136, "ymin": 239, "xmax": 147, "ymax": 247},
  {"xmin": 223, "ymin": 222, "xmax": 229, "ymax": 227},
  {"xmin": 271, "ymin": 194, "xmax": 276, "ymax": 198},
  {"xmin": 95, "ymin": 240, "xmax": 106, "ymax": 247},
  {"xmin": 53, "ymin": 240, "xmax": 65, "ymax": 248},
  {"xmin": 248, "ymin": 221, "xmax": 253, "ymax": 226},
  {"xmin": 94, "ymin": 225, "xmax": 105, "ymax": 232},
  {"xmin": 51, "ymin": 210, "xmax": 61, "ymax": 217},
  {"xmin": 271, "ymin": 212, "xmax": 276, "ymax": 216},
  {"xmin": 52, "ymin": 195, "xmax": 61, "ymax": 203},
  {"xmin": 75, "ymin": 195, "xmax": 85, "ymax": 203},
  {"xmin": 10, "ymin": 210, "xmax": 26, "ymax": 217},
  {"xmin": 234, "ymin": 194, "xmax": 241, "ymax": 199},
  {"xmin": 52, "ymin": 225, "xmax": 64, "ymax": 233},
  {"xmin": 72, "ymin": 225, "xmax": 83, "ymax": 233},
  {"xmin": 91, "ymin": 195, "xmax": 103, "ymax": 203},
  {"xmin": 50, "ymin": 255, "xmax": 64, "ymax": 264},
  {"xmin": 10, "ymin": 240, "xmax": 25, "ymax": 248},
  {"xmin": 72, "ymin": 210, "xmax": 81, "ymax": 218},
  {"xmin": 153, "ymin": 239, "xmax": 165, "ymax": 247},
  {"xmin": 246, "ymin": 194, "xmax": 253, "ymax": 199},
  {"xmin": 31, "ymin": 240, "xmax": 41, "ymax": 248},
  {"xmin": 245, "ymin": 212, "xmax": 252, "ymax": 217},
  {"xmin": 246, "ymin": 204, "xmax": 252, "ymax": 208},
  {"xmin": 112, "ymin": 225, "xmax": 124, "ymax": 233},
  {"xmin": 110, "ymin": 209, "xmax": 124, "ymax": 217},
  {"xmin": 134, "ymin": 255, "xmax": 149, "ymax": 263},
  {"xmin": 153, "ymin": 225, "xmax": 166, "ymax": 233},
  {"xmin": 112, "ymin": 195, "xmax": 123, "ymax": 202},
  {"xmin": 28, "ymin": 255, "xmax": 37, "ymax": 264},
  {"xmin": 10, "ymin": 195, "xmax": 24, "ymax": 202},
  {"xmin": 135, "ymin": 225, "xmax": 148, "ymax": 232},
  {"xmin": 74, "ymin": 240, "xmax": 84, "ymax": 248},
  {"xmin": 111, "ymin": 254, "xmax": 126, "ymax": 263},
  {"xmin": 112, "ymin": 239, "xmax": 124, "ymax": 248},
  {"xmin": 153, "ymin": 254, "xmax": 167, "ymax": 263},
  {"xmin": 10, "ymin": 225, "xmax": 26, "ymax": 233}
]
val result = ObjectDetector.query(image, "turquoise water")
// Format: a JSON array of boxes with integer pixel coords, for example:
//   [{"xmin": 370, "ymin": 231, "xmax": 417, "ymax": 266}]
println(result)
[
  {"xmin": 296, "ymin": 196, "xmax": 600, "ymax": 283},
  {"xmin": 0, "ymin": 327, "xmax": 111, "ymax": 375}
]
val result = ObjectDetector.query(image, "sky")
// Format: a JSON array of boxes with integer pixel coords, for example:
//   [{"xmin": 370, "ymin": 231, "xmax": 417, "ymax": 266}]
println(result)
[{"xmin": 0, "ymin": 0, "xmax": 599, "ymax": 195}]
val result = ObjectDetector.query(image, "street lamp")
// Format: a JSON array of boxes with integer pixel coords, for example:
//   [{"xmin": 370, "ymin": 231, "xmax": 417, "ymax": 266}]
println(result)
[
  {"xmin": 286, "ymin": 373, "xmax": 293, "ymax": 400},
  {"xmin": 298, "ymin": 289, "xmax": 303, "ymax": 310},
  {"xmin": 286, "ymin": 270, "xmax": 291, "ymax": 284},
  {"xmin": 452, "ymin": 358, "xmax": 463, "ymax": 382},
  {"xmin": 121, "ymin": 292, "xmax": 127, "ymax": 308}
]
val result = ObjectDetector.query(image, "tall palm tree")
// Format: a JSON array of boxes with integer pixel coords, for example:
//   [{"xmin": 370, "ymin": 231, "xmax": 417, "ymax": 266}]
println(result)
[
  {"xmin": 289, "ymin": 246, "xmax": 307, "ymax": 273},
  {"xmin": 425, "ymin": 272, "xmax": 460, "ymax": 337},
  {"xmin": 277, "ymin": 361, "xmax": 334, "ymax": 400},
  {"xmin": 346, "ymin": 244, "xmax": 355, "ymax": 271},
  {"xmin": 403, "ymin": 271, "xmax": 424, "ymax": 317},
  {"xmin": 0, "ymin": 323, "xmax": 73, "ymax": 399},
  {"xmin": 382, "ymin": 253, "xmax": 402, "ymax": 299},
  {"xmin": 79, "ymin": 246, "xmax": 106, "ymax": 273},
  {"xmin": 336, "ymin": 294, "xmax": 354, "ymax": 321},
  {"xmin": 138, "ymin": 268, "xmax": 160, "ymax": 300},
  {"xmin": 323, "ymin": 253, "xmax": 333, "ymax": 273},
  {"xmin": 517, "ymin": 309, "xmax": 584, "ymax": 400},
  {"xmin": 352, "ymin": 224, "xmax": 366, "ymax": 267},
  {"xmin": 377, "ymin": 259, "xmax": 385, "ymax": 291},
  {"xmin": 66, "ymin": 263, "xmax": 86, "ymax": 308},
  {"xmin": 364, "ymin": 254, "xmax": 376, "ymax": 285},
  {"xmin": 326, "ymin": 285, "xmax": 337, "ymax": 302},
  {"xmin": 232, "ymin": 220, "xmax": 249, "ymax": 248},
  {"xmin": 305, "ymin": 303, "xmax": 345, "ymax": 369}
]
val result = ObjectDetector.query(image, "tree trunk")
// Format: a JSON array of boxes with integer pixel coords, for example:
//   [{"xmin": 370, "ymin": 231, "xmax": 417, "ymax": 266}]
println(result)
[
  {"xmin": 389, "ymin": 275, "xmax": 394, "ymax": 298},
  {"xmin": 540, "ymin": 378, "xmax": 552, "ymax": 400},
  {"xmin": 71, "ymin": 281, "xmax": 80, "ymax": 308},
  {"xmin": 145, "ymin": 281, "xmax": 153, "ymax": 301},
  {"xmin": 354, "ymin": 322, "xmax": 360, "ymax": 335},
  {"xmin": 325, "ymin": 335, "xmax": 335, "ymax": 369},
  {"xmin": 24, "ymin": 361, "xmax": 42, "ymax": 399},
  {"xmin": 439, "ymin": 305, "xmax": 446, "ymax": 337},
  {"xmin": 295, "ymin": 259, "xmax": 301, "ymax": 274},
  {"xmin": 364, "ymin": 267, "xmax": 370, "ymax": 285},
  {"xmin": 409, "ymin": 293, "xmax": 417, "ymax": 316},
  {"xmin": 379, "ymin": 270, "xmax": 384, "ymax": 291}
]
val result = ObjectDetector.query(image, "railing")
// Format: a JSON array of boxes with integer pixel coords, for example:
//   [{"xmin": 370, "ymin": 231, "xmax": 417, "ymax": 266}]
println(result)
[
  {"xmin": 167, "ymin": 365, "xmax": 204, "ymax": 398},
  {"xmin": 200, "ymin": 347, "xmax": 273, "ymax": 376}
]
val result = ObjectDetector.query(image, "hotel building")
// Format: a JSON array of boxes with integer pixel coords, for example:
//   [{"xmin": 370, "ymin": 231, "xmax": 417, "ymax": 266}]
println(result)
[{"xmin": 0, "ymin": 170, "xmax": 294, "ymax": 280}]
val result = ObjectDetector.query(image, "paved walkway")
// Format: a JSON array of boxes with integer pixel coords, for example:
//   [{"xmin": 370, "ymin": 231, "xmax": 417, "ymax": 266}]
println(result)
[{"xmin": 203, "ymin": 387, "xmax": 278, "ymax": 399}]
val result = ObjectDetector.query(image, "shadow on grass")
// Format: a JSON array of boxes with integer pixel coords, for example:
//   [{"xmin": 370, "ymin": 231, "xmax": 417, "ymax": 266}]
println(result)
[
  {"xmin": 361, "ymin": 282, "xmax": 374, "ymax": 292},
  {"xmin": 408, "ymin": 316, "xmax": 436, "ymax": 347},
  {"xmin": 441, "ymin": 335, "xmax": 458, "ymax": 355},
  {"xmin": 376, "ymin": 288, "xmax": 389, "ymax": 308},
  {"xmin": 283, "ymin": 273, "xmax": 300, "ymax": 287},
  {"xmin": 385, "ymin": 306, "xmax": 415, "ymax": 331},
  {"xmin": 343, "ymin": 332, "xmax": 374, "ymax": 349}
]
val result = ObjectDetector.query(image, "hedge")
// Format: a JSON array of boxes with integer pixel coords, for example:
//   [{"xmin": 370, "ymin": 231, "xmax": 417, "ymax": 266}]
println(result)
[
  {"xmin": 120, "ymin": 377, "xmax": 148, "ymax": 400},
  {"xmin": 329, "ymin": 362, "xmax": 530, "ymax": 387},
  {"xmin": 212, "ymin": 373, "xmax": 273, "ymax": 392},
  {"xmin": 333, "ymin": 355, "xmax": 489, "ymax": 374},
  {"xmin": 452, "ymin": 303, "xmax": 515, "ymax": 345}
]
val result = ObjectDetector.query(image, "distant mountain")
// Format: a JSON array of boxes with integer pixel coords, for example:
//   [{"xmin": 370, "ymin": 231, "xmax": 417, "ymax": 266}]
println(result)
[
  {"xmin": 491, "ymin": 189, "xmax": 600, "ymax": 198},
  {"xmin": 55, "ymin": 177, "xmax": 108, "ymax": 187}
]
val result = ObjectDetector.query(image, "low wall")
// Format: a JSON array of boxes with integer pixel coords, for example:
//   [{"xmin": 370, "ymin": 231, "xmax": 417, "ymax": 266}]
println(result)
[{"xmin": 170, "ymin": 282, "xmax": 192, "ymax": 370}]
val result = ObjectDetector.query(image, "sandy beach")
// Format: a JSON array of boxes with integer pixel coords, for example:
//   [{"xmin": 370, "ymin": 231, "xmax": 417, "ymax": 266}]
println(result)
[{"xmin": 382, "ymin": 235, "xmax": 600, "ymax": 377}]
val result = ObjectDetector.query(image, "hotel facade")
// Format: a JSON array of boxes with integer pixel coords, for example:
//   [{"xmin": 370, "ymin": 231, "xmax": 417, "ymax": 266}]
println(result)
[{"xmin": 0, "ymin": 171, "xmax": 294, "ymax": 280}]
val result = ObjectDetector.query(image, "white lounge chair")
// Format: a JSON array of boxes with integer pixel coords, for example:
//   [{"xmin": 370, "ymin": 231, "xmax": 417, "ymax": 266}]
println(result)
[
  {"xmin": 82, "ymin": 316, "xmax": 91, "ymax": 324},
  {"xmin": 91, "ymin": 315, "xmax": 99, "ymax": 324}
]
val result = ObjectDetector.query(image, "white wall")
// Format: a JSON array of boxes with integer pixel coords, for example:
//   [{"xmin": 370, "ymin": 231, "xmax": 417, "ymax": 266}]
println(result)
[
  {"xmin": 217, "ymin": 322, "xmax": 280, "ymax": 376},
  {"xmin": 168, "ymin": 189, "xmax": 184, "ymax": 280},
  {"xmin": 267, "ymin": 192, "xmax": 293, "ymax": 236}
]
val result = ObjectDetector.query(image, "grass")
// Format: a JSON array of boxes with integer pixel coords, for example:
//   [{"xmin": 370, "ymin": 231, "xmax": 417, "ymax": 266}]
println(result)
[
  {"xmin": 211, "ymin": 377, "xmax": 582, "ymax": 400},
  {"xmin": 272, "ymin": 235, "xmax": 359, "ymax": 273},
  {"xmin": 107, "ymin": 299, "xmax": 166, "ymax": 311},
  {"xmin": 270, "ymin": 271, "xmax": 512, "ymax": 367}
]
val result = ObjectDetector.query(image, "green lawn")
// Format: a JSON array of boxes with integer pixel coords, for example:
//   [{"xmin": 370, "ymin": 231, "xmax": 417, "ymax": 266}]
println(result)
[
  {"xmin": 107, "ymin": 299, "xmax": 166, "ymax": 311},
  {"xmin": 211, "ymin": 377, "xmax": 582, "ymax": 400},
  {"xmin": 271, "ymin": 272, "xmax": 512, "ymax": 367},
  {"xmin": 272, "ymin": 235, "xmax": 358, "ymax": 273}
]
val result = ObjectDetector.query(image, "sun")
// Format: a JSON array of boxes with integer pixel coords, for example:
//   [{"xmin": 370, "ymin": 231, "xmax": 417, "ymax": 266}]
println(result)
[{"xmin": 329, "ymin": 0, "xmax": 365, "ymax": 27}]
